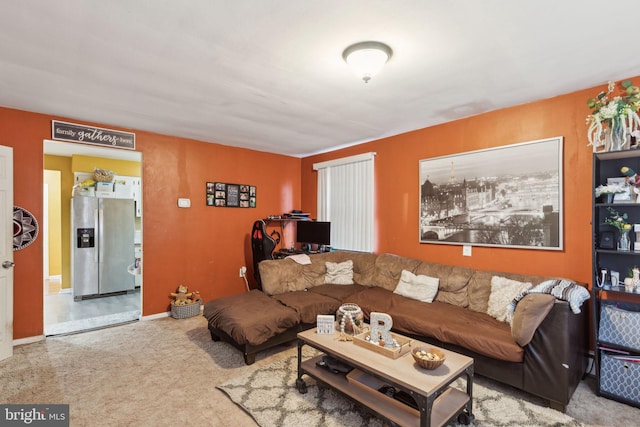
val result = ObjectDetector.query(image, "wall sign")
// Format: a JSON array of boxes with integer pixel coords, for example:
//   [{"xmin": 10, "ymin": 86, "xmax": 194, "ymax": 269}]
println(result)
[
  {"xmin": 206, "ymin": 182, "xmax": 256, "ymax": 207},
  {"xmin": 51, "ymin": 120, "xmax": 136, "ymax": 150}
]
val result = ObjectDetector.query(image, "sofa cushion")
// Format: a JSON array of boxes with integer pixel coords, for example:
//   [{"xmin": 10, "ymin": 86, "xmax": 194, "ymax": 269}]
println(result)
[
  {"xmin": 373, "ymin": 253, "xmax": 422, "ymax": 291},
  {"xmin": 487, "ymin": 276, "xmax": 532, "ymax": 323},
  {"xmin": 307, "ymin": 284, "xmax": 367, "ymax": 302},
  {"xmin": 414, "ymin": 262, "xmax": 474, "ymax": 307},
  {"xmin": 468, "ymin": 270, "xmax": 558, "ymax": 314},
  {"xmin": 393, "ymin": 269, "xmax": 439, "ymax": 303},
  {"xmin": 202, "ymin": 290, "xmax": 300, "ymax": 346},
  {"xmin": 351, "ymin": 288, "xmax": 524, "ymax": 362},
  {"xmin": 259, "ymin": 259, "xmax": 306, "ymax": 295},
  {"xmin": 347, "ymin": 287, "xmax": 397, "ymax": 314},
  {"xmin": 390, "ymin": 297, "xmax": 523, "ymax": 362},
  {"xmin": 302, "ymin": 251, "xmax": 378, "ymax": 287},
  {"xmin": 299, "ymin": 252, "xmax": 337, "ymax": 288},
  {"xmin": 272, "ymin": 291, "xmax": 342, "ymax": 324},
  {"xmin": 324, "ymin": 260, "xmax": 354, "ymax": 284},
  {"xmin": 511, "ymin": 294, "xmax": 556, "ymax": 346},
  {"xmin": 432, "ymin": 302, "xmax": 524, "ymax": 362}
]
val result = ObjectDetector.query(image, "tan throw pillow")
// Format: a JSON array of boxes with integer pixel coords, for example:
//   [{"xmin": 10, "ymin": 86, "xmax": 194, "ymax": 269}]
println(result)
[
  {"xmin": 511, "ymin": 294, "xmax": 556, "ymax": 346},
  {"xmin": 324, "ymin": 260, "xmax": 354, "ymax": 285},
  {"xmin": 393, "ymin": 269, "xmax": 439, "ymax": 303},
  {"xmin": 487, "ymin": 276, "xmax": 532, "ymax": 323}
]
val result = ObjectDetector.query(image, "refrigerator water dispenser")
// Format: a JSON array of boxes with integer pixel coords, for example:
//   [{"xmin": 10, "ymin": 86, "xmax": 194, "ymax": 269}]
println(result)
[{"xmin": 77, "ymin": 228, "xmax": 95, "ymax": 248}]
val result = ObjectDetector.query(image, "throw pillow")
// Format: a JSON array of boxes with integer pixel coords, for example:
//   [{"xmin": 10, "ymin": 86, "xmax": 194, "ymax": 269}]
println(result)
[
  {"xmin": 487, "ymin": 276, "xmax": 533, "ymax": 323},
  {"xmin": 528, "ymin": 279, "xmax": 590, "ymax": 314},
  {"xmin": 324, "ymin": 260, "xmax": 354, "ymax": 285},
  {"xmin": 393, "ymin": 269, "xmax": 439, "ymax": 303},
  {"xmin": 511, "ymin": 293, "xmax": 556, "ymax": 346}
]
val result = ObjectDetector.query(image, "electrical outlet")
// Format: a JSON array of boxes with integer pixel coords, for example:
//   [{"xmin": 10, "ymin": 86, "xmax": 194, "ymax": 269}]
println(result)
[
  {"xmin": 462, "ymin": 245, "xmax": 472, "ymax": 257},
  {"xmin": 239, "ymin": 266, "xmax": 247, "ymax": 277}
]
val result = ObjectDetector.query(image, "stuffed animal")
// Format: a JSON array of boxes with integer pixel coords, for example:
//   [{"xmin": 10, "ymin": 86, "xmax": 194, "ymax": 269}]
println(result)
[
  {"xmin": 191, "ymin": 290, "xmax": 201, "ymax": 303},
  {"xmin": 170, "ymin": 284, "xmax": 194, "ymax": 306}
]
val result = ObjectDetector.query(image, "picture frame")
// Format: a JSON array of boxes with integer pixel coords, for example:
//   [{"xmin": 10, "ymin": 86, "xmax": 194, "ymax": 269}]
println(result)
[
  {"xmin": 599, "ymin": 231, "xmax": 615, "ymax": 249},
  {"xmin": 207, "ymin": 182, "xmax": 256, "ymax": 208},
  {"xmin": 419, "ymin": 136, "xmax": 563, "ymax": 250}
]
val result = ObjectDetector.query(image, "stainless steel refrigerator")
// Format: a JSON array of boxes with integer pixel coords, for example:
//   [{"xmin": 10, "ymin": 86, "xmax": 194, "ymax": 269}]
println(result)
[{"xmin": 71, "ymin": 197, "xmax": 135, "ymax": 300}]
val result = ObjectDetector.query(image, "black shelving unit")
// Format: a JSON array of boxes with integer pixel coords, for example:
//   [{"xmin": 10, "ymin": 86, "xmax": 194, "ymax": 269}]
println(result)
[{"xmin": 591, "ymin": 149, "xmax": 640, "ymax": 408}]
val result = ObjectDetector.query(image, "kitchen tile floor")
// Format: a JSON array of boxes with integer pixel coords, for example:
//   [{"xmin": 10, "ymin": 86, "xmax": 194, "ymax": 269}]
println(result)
[{"xmin": 44, "ymin": 280, "xmax": 141, "ymax": 336}]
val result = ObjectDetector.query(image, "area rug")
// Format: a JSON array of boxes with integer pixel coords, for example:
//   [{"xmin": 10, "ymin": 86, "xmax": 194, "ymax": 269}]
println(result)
[{"xmin": 218, "ymin": 349, "xmax": 583, "ymax": 427}]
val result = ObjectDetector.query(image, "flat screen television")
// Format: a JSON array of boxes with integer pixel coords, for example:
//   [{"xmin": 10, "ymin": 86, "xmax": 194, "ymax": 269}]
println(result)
[{"xmin": 296, "ymin": 221, "xmax": 331, "ymax": 246}]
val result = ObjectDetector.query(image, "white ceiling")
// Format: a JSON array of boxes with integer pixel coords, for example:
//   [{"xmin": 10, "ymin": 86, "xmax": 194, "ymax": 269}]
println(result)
[{"xmin": 3, "ymin": 1, "xmax": 640, "ymax": 157}]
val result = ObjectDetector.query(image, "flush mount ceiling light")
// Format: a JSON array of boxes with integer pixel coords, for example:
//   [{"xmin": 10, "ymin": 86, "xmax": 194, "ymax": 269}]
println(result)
[{"xmin": 342, "ymin": 41, "xmax": 393, "ymax": 83}]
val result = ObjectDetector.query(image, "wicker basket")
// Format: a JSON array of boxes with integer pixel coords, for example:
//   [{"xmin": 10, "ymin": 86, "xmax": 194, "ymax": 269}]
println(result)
[
  {"xmin": 170, "ymin": 299, "xmax": 202, "ymax": 319},
  {"xmin": 411, "ymin": 346, "xmax": 446, "ymax": 370},
  {"xmin": 93, "ymin": 168, "xmax": 115, "ymax": 182}
]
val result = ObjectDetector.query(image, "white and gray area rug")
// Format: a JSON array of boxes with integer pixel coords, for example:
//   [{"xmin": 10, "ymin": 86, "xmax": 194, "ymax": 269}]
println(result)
[{"xmin": 218, "ymin": 349, "xmax": 582, "ymax": 427}]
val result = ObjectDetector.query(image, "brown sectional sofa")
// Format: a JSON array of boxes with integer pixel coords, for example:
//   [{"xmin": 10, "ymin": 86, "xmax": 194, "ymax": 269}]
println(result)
[{"xmin": 203, "ymin": 250, "xmax": 588, "ymax": 412}]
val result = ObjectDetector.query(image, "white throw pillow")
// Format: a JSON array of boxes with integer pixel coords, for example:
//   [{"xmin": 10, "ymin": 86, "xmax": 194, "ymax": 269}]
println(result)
[
  {"xmin": 324, "ymin": 260, "xmax": 354, "ymax": 285},
  {"xmin": 487, "ymin": 276, "xmax": 532, "ymax": 324},
  {"xmin": 393, "ymin": 269, "xmax": 439, "ymax": 303}
]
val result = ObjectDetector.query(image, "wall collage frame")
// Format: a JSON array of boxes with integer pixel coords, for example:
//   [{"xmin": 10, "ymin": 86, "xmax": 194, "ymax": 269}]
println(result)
[{"xmin": 206, "ymin": 182, "xmax": 256, "ymax": 208}]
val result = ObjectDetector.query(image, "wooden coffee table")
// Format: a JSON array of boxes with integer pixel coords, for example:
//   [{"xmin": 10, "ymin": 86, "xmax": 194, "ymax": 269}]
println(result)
[{"xmin": 296, "ymin": 328, "xmax": 474, "ymax": 427}]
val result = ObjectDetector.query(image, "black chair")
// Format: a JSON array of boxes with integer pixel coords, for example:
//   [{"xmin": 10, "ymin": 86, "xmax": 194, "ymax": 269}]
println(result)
[{"xmin": 250, "ymin": 219, "xmax": 279, "ymax": 290}]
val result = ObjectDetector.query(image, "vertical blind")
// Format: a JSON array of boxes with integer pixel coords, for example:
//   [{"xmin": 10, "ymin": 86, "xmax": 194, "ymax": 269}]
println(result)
[{"xmin": 314, "ymin": 152, "xmax": 375, "ymax": 252}]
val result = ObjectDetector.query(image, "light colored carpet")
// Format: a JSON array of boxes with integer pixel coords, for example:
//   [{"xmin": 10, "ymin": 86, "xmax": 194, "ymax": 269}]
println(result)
[
  {"xmin": 0, "ymin": 316, "xmax": 636, "ymax": 427},
  {"xmin": 217, "ymin": 349, "xmax": 581, "ymax": 427}
]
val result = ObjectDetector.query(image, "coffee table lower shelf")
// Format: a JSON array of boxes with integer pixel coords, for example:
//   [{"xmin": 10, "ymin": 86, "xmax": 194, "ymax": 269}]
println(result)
[{"xmin": 299, "ymin": 355, "xmax": 470, "ymax": 427}]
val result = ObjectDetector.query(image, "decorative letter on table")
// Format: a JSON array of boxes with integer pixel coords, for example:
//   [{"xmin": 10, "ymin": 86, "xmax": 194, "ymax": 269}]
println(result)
[{"xmin": 370, "ymin": 312, "xmax": 394, "ymax": 348}]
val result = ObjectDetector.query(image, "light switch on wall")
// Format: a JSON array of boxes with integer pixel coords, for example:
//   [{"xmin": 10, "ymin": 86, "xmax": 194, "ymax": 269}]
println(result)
[
  {"xmin": 177, "ymin": 198, "xmax": 191, "ymax": 208},
  {"xmin": 462, "ymin": 245, "xmax": 472, "ymax": 257}
]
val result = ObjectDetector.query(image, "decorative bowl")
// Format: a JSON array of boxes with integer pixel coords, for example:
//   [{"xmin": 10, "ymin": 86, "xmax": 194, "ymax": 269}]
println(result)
[{"xmin": 411, "ymin": 346, "xmax": 446, "ymax": 370}]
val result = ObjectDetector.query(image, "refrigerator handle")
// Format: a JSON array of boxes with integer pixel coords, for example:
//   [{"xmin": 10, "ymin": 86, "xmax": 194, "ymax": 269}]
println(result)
[{"xmin": 95, "ymin": 207, "xmax": 101, "ymax": 263}]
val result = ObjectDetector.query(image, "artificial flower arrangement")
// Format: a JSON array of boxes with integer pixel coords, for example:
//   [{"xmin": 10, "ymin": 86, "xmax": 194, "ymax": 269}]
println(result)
[
  {"xmin": 595, "ymin": 183, "xmax": 627, "ymax": 198},
  {"xmin": 587, "ymin": 80, "xmax": 640, "ymax": 151},
  {"xmin": 604, "ymin": 206, "xmax": 631, "ymax": 232}
]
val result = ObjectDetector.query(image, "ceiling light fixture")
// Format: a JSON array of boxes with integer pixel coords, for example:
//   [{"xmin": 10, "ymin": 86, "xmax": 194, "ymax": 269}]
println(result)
[{"xmin": 342, "ymin": 41, "xmax": 393, "ymax": 83}]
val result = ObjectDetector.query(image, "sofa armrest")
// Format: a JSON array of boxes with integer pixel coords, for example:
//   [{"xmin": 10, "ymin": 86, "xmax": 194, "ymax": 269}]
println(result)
[
  {"xmin": 511, "ymin": 294, "xmax": 555, "ymax": 346},
  {"xmin": 523, "ymin": 300, "xmax": 588, "ymax": 410}
]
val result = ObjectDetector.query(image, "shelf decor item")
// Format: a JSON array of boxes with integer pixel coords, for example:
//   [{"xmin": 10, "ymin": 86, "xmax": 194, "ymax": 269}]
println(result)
[
  {"xmin": 595, "ymin": 184, "xmax": 626, "ymax": 203},
  {"xmin": 336, "ymin": 303, "xmax": 364, "ymax": 335},
  {"xmin": 619, "ymin": 229, "xmax": 631, "ymax": 251},
  {"xmin": 587, "ymin": 80, "xmax": 640, "ymax": 152},
  {"xmin": 603, "ymin": 206, "xmax": 632, "ymax": 251},
  {"xmin": 633, "ymin": 267, "xmax": 640, "ymax": 292}
]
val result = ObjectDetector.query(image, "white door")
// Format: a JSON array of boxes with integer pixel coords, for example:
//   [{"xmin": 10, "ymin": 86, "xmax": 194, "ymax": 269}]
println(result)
[{"xmin": 0, "ymin": 146, "xmax": 13, "ymax": 361}]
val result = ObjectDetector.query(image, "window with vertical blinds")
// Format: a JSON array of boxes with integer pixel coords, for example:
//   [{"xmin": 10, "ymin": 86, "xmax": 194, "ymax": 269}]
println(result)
[{"xmin": 313, "ymin": 152, "xmax": 375, "ymax": 252}]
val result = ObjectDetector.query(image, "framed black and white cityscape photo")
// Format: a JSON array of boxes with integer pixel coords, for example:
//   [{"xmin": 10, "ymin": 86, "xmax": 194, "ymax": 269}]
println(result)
[{"xmin": 419, "ymin": 136, "xmax": 563, "ymax": 250}]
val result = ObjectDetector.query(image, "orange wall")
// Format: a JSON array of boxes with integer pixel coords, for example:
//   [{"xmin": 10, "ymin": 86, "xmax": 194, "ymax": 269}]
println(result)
[
  {"xmin": 2, "ymin": 77, "xmax": 628, "ymax": 339},
  {"xmin": 302, "ymin": 83, "xmax": 602, "ymax": 286},
  {"xmin": 0, "ymin": 107, "xmax": 301, "ymax": 339}
]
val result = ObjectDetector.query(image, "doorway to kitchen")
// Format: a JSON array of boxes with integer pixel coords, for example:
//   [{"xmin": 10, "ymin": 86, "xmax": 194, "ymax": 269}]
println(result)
[{"xmin": 43, "ymin": 140, "xmax": 142, "ymax": 336}]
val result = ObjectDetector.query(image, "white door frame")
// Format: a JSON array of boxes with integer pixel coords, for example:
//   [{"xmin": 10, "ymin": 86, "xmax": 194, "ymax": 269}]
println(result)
[{"xmin": 0, "ymin": 145, "xmax": 14, "ymax": 361}]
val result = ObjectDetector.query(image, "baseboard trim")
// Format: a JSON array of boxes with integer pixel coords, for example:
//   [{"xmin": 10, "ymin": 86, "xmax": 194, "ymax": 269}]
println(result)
[
  {"xmin": 14, "ymin": 335, "xmax": 45, "ymax": 346},
  {"xmin": 142, "ymin": 312, "xmax": 170, "ymax": 321},
  {"xmin": 141, "ymin": 305, "xmax": 203, "ymax": 321},
  {"xmin": 14, "ymin": 311, "xmax": 192, "ymax": 344}
]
